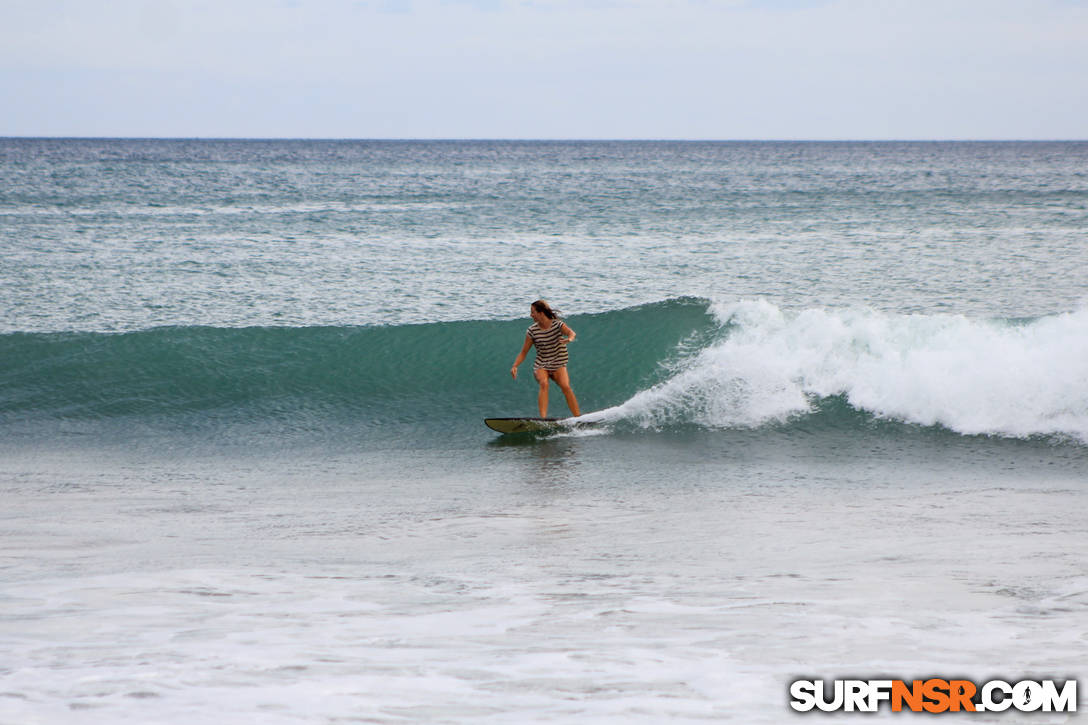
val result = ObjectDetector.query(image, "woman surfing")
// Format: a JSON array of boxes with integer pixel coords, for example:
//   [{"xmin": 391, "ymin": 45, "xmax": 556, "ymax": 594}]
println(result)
[{"xmin": 510, "ymin": 300, "xmax": 581, "ymax": 418}]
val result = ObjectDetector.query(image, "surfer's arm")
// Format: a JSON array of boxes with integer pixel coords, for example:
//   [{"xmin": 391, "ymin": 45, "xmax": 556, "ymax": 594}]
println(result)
[
  {"xmin": 560, "ymin": 323, "xmax": 576, "ymax": 344},
  {"xmin": 511, "ymin": 335, "xmax": 533, "ymax": 380}
]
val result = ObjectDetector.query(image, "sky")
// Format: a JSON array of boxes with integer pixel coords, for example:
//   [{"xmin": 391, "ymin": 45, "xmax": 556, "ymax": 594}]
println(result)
[{"xmin": 1, "ymin": 0, "xmax": 1086, "ymax": 139}]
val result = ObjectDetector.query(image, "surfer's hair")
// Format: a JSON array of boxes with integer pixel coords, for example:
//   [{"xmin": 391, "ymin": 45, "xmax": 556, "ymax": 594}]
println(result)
[{"xmin": 531, "ymin": 299, "xmax": 560, "ymax": 319}]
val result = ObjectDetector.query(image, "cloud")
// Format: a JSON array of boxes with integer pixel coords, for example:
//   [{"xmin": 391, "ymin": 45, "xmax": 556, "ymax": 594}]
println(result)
[{"xmin": 1, "ymin": 0, "xmax": 1086, "ymax": 137}]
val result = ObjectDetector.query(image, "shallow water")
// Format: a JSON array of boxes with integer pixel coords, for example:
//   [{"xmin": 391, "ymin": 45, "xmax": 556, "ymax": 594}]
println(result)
[{"xmin": 3, "ymin": 430, "xmax": 1086, "ymax": 723}]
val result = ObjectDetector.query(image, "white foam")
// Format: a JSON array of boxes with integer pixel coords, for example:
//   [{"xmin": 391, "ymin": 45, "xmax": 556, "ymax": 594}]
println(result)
[{"xmin": 604, "ymin": 300, "xmax": 1088, "ymax": 442}]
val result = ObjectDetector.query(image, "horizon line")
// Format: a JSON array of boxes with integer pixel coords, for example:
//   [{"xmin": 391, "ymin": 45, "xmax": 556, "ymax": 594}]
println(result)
[{"xmin": 2, "ymin": 136, "xmax": 1086, "ymax": 143}]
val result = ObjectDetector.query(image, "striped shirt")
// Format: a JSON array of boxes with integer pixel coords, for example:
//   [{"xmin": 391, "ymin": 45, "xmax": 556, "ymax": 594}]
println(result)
[{"xmin": 527, "ymin": 320, "xmax": 569, "ymax": 370}]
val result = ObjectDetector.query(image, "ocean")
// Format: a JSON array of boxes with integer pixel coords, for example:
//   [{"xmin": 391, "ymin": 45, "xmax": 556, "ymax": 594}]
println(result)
[{"xmin": 1, "ymin": 139, "xmax": 1086, "ymax": 723}]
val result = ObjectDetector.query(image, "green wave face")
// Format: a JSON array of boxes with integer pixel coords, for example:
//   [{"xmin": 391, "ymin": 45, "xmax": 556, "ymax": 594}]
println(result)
[{"xmin": 0, "ymin": 298, "xmax": 718, "ymax": 433}]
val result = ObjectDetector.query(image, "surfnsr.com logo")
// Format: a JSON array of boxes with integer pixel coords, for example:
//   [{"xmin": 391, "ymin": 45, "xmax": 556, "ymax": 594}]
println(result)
[{"xmin": 789, "ymin": 678, "xmax": 1078, "ymax": 713}]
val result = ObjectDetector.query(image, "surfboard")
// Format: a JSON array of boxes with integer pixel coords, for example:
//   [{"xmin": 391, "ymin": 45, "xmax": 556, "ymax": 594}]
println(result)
[{"xmin": 484, "ymin": 417, "xmax": 597, "ymax": 434}]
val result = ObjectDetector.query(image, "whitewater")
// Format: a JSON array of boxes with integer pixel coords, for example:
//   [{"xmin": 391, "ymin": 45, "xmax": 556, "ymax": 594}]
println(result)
[
  {"xmin": 2, "ymin": 139, "xmax": 1086, "ymax": 723},
  {"xmin": 605, "ymin": 299, "xmax": 1088, "ymax": 443}
]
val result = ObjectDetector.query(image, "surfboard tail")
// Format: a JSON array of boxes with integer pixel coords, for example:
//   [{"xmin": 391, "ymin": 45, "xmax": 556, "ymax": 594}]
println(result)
[
  {"xmin": 484, "ymin": 417, "xmax": 602, "ymax": 435},
  {"xmin": 484, "ymin": 418, "xmax": 558, "ymax": 434}
]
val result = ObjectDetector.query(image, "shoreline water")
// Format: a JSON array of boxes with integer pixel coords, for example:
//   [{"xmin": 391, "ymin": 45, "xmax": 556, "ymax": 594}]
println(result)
[{"xmin": 3, "ymin": 430, "xmax": 1086, "ymax": 723}]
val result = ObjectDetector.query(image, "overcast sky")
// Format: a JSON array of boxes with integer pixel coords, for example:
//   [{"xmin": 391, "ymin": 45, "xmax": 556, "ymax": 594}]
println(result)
[{"xmin": 2, "ymin": 0, "xmax": 1086, "ymax": 139}]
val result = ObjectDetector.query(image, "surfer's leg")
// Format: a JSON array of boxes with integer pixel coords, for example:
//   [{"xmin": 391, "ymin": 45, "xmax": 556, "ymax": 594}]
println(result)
[
  {"xmin": 550, "ymin": 367, "xmax": 580, "ymax": 417},
  {"xmin": 534, "ymin": 368, "xmax": 550, "ymax": 417}
]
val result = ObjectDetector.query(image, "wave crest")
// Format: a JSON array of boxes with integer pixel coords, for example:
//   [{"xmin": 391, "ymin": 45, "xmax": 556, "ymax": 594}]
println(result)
[
  {"xmin": 3, "ymin": 298, "xmax": 1086, "ymax": 444},
  {"xmin": 606, "ymin": 300, "xmax": 1088, "ymax": 442}
]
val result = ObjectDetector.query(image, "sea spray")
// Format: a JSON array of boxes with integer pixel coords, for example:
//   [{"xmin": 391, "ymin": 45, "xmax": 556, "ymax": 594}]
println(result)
[{"xmin": 605, "ymin": 300, "xmax": 1088, "ymax": 442}]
